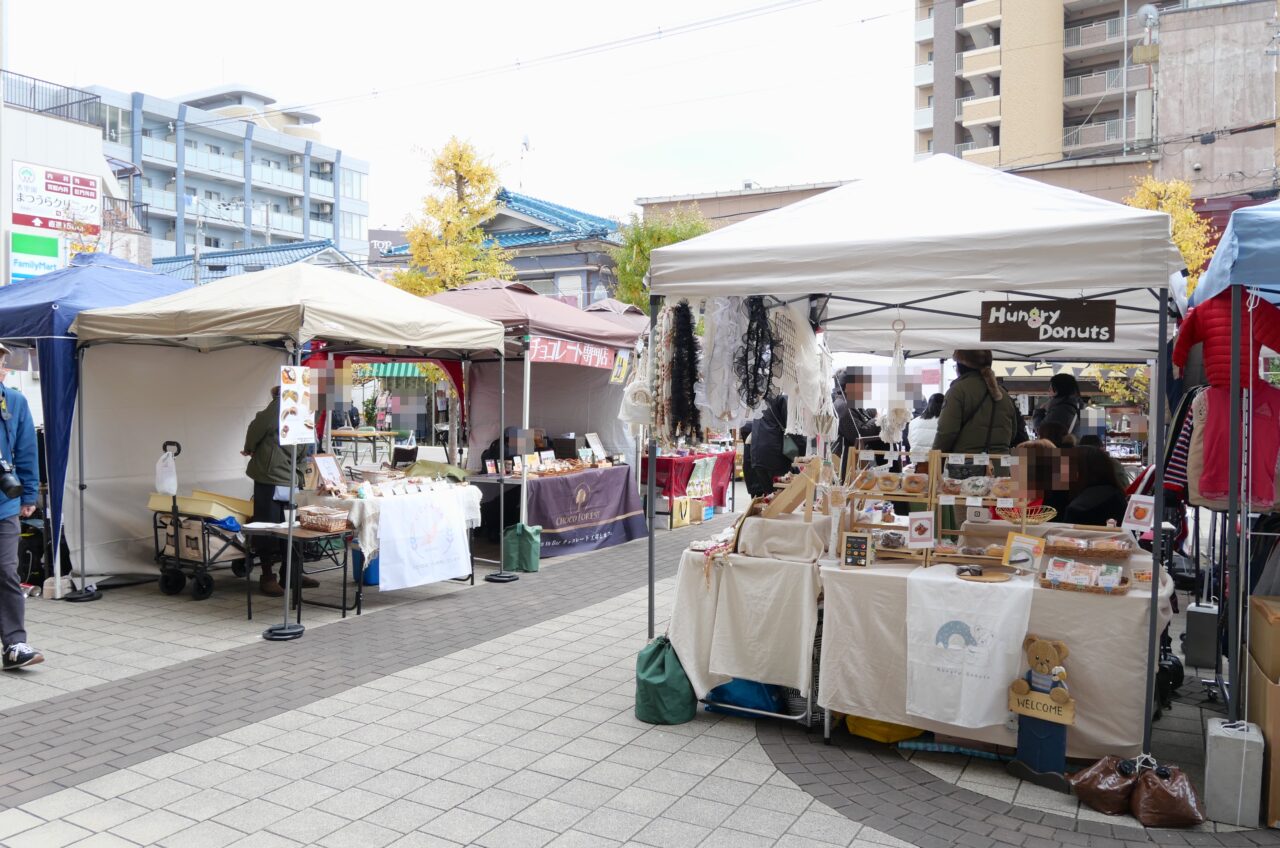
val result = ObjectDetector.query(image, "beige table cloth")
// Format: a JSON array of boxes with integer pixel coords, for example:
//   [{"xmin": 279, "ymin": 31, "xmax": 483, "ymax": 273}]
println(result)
[
  {"xmin": 304, "ymin": 485, "xmax": 482, "ymax": 561},
  {"xmin": 819, "ymin": 562, "xmax": 1173, "ymax": 758}
]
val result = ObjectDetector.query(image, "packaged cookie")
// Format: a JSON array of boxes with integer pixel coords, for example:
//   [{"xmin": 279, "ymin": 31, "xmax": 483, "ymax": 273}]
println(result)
[
  {"xmin": 960, "ymin": 476, "xmax": 993, "ymax": 498},
  {"xmin": 1044, "ymin": 557, "xmax": 1071, "ymax": 584},
  {"xmin": 1066, "ymin": 562, "xmax": 1099, "ymax": 587}
]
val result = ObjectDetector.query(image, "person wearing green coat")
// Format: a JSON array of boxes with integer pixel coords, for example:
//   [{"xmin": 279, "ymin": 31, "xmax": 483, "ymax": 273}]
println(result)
[
  {"xmin": 934, "ymin": 349, "xmax": 1024, "ymax": 459},
  {"xmin": 242, "ymin": 387, "xmax": 313, "ymax": 597}
]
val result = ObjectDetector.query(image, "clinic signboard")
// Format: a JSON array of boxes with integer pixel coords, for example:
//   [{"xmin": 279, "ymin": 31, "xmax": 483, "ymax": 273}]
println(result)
[
  {"xmin": 12, "ymin": 160, "xmax": 101, "ymax": 235},
  {"xmin": 980, "ymin": 299, "xmax": 1116, "ymax": 344}
]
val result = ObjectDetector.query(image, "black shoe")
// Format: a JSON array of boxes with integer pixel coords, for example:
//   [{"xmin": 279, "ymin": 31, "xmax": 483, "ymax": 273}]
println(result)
[{"xmin": 3, "ymin": 643, "xmax": 44, "ymax": 670}]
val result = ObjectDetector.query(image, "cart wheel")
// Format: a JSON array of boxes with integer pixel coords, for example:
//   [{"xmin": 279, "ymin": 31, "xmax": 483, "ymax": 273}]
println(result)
[
  {"xmin": 231, "ymin": 560, "xmax": 247, "ymax": 578},
  {"xmin": 191, "ymin": 572, "xmax": 214, "ymax": 601},
  {"xmin": 158, "ymin": 568, "xmax": 186, "ymax": 595}
]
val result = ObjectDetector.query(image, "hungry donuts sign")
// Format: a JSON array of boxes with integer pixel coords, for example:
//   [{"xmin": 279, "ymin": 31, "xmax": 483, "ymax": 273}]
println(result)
[{"xmin": 980, "ymin": 299, "xmax": 1116, "ymax": 343}]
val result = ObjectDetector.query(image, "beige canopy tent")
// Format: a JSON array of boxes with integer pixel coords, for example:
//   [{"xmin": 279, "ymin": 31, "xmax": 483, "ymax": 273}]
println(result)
[{"xmin": 66, "ymin": 265, "xmax": 514, "ymax": 625}]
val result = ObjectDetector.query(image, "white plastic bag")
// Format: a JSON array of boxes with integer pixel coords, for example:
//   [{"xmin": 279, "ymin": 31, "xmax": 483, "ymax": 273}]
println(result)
[{"xmin": 155, "ymin": 451, "xmax": 178, "ymax": 496}]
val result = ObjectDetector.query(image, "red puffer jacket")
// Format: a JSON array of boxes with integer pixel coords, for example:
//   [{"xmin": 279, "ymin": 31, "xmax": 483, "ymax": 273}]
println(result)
[{"xmin": 1172, "ymin": 289, "xmax": 1280, "ymax": 387}]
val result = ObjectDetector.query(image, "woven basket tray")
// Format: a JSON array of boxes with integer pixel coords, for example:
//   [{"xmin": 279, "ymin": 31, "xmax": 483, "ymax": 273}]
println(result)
[
  {"xmin": 297, "ymin": 506, "xmax": 349, "ymax": 533},
  {"xmin": 1038, "ymin": 576, "xmax": 1131, "ymax": 595}
]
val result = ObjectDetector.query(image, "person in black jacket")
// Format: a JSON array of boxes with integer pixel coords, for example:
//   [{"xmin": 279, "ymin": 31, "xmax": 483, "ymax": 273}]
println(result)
[
  {"xmin": 745, "ymin": 395, "xmax": 792, "ymax": 497},
  {"xmin": 834, "ymin": 369, "xmax": 890, "ymax": 456},
  {"xmin": 1032, "ymin": 374, "xmax": 1084, "ymax": 438},
  {"xmin": 1063, "ymin": 446, "xmax": 1128, "ymax": 526}
]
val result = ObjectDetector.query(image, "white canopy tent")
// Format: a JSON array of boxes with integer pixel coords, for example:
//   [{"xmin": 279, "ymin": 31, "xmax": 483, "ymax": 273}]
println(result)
[
  {"xmin": 650, "ymin": 154, "xmax": 1182, "ymax": 361},
  {"xmin": 646, "ymin": 154, "xmax": 1182, "ymax": 755},
  {"xmin": 67, "ymin": 265, "xmax": 507, "ymax": 620}
]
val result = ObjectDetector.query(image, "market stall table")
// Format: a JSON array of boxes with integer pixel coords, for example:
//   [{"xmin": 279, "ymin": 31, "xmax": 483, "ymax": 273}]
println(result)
[
  {"xmin": 470, "ymin": 464, "xmax": 647, "ymax": 558},
  {"xmin": 330, "ymin": 429, "xmax": 398, "ymax": 465},
  {"xmin": 818, "ymin": 561, "xmax": 1173, "ymax": 758},
  {"xmin": 641, "ymin": 450, "xmax": 737, "ymax": 511},
  {"xmin": 241, "ymin": 524, "xmax": 355, "ymax": 621}
]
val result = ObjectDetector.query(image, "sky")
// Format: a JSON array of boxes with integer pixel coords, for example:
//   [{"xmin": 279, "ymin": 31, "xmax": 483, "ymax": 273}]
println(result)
[{"xmin": 6, "ymin": 0, "xmax": 914, "ymax": 231}]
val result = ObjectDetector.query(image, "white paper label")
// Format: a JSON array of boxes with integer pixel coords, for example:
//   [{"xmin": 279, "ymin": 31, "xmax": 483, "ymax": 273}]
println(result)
[
  {"xmin": 939, "ymin": 494, "xmax": 956, "ymax": 505},
  {"xmin": 996, "ymin": 498, "xmax": 1015, "ymax": 509},
  {"xmin": 973, "ymin": 453, "xmax": 989, "ymax": 465},
  {"xmin": 1000, "ymin": 455, "xmax": 1019, "ymax": 467},
  {"xmin": 859, "ymin": 450, "xmax": 875, "ymax": 461},
  {"xmin": 947, "ymin": 454, "xmax": 964, "ymax": 465}
]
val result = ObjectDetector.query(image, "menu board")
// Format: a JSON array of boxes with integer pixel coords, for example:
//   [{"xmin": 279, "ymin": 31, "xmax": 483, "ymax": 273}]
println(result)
[{"xmin": 278, "ymin": 366, "xmax": 316, "ymax": 446}]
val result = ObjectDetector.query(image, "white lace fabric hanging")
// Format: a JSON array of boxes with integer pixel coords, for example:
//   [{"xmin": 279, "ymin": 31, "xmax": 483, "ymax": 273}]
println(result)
[
  {"xmin": 697, "ymin": 296, "xmax": 752, "ymax": 429},
  {"xmin": 877, "ymin": 319, "xmax": 912, "ymax": 447}
]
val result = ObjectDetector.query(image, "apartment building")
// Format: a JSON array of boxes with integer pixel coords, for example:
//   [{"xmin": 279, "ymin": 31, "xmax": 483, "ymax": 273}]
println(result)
[
  {"xmin": 89, "ymin": 85, "xmax": 370, "ymax": 261},
  {"xmin": 914, "ymin": 0, "xmax": 1279, "ymax": 202}
]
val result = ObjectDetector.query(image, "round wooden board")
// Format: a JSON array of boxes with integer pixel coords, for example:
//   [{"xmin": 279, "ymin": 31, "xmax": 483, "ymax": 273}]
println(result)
[{"xmin": 956, "ymin": 571, "xmax": 1011, "ymax": 583}]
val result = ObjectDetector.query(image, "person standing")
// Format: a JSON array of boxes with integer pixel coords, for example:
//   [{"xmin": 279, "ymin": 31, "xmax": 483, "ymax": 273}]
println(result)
[
  {"xmin": 907, "ymin": 392, "xmax": 944, "ymax": 452},
  {"xmin": 934, "ymin": 350, "xmax": 1022, "ymax": 457},
  {"xmin": 1031, "ymin": 373, "xmax": 1085, "ymax": 438},
  {"xmin": 0, "ymin": 344, "xmax": 43, "ymax": 670},
  {"xmin": 242, "ymin": 387, "xmax": 314, "ymax": 597}
]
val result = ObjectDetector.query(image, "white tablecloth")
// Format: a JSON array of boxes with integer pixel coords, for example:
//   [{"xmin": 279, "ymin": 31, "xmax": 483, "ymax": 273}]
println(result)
[
  {"xmin": 305, "ymin": 485, "xmax": 482, "ymax": 560},
  {"xmin": 819, "ymin": 562, "xmax": 1173, "ymax": 758},
  {"xmin": 669, "ymin": 549, "xmax": 821, "ymax": 698}
]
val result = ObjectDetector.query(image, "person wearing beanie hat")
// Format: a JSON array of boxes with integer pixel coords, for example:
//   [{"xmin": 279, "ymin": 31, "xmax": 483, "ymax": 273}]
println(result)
[{"xmin": 934, "ymin": 349, "xmax": 1023, "ymax": 457}]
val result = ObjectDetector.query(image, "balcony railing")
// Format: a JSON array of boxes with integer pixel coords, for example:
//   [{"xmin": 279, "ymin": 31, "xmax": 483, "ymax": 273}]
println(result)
[
  {"xmin": 956, "ymin": 95, "xmax": 976, "ymax": 113},
  {"xmin": 1064, "ymin": 64, "xmax": 1152, "ymax": 97},
  {"xmin": 141, "ymin": 136, "xmax": 176, "ymax": 162},
  {"xmin": 1, "ymin": 70, "xmax": 100, "ymax": 127},
  {"xmin": 1063, "ymin": 117, "xmax": 1137, "ymax": 150},
  {"xmin": 957, "ymin": 0, "xmax": 1001, "ymax": 27},
  {"xmin": 1064, "ymin": 15, "xmax": 1139, "ymax": 48},
  {"xmin": 140, "ymin": 187, "xmax": 177, "ymax": 213},
  {"xmin": 310, "ymin": 219, "xmax": 334, "ymax": 239},
  {"xmin": 253, "ymin": 164, "xmax": 304, "ymax": 192},
  {"xmin": 915, "ymin": 16, "xmax": 933, "ymax": 41},
  {"xmin": 956, "ymin": 142, "xmax": 976, "ymax": 153},
  {"xmin": 914, "ymin": 107, "xmax": 934, "ymax": 131},
  {"xmin": 914, "ymin": 62, "xmax": 934, "ymax": 86},
  {"xmin": 102, "ymin": 197, "xmax": 149, "ymax": 233},
  {"xmin": 312, "ymin": 176, "xmax": 335, "ymax": 199},
  {"xmin": 186, "ymin": 148, "xmax": 243, "ymax": 177}
]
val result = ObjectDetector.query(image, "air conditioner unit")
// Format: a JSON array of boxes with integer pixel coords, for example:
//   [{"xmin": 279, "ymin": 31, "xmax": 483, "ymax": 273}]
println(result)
[
  {"xmin": 318, "ymin": 162, "xmax": 333, "ymax": 174},
  {"xmin": 288, "ymin": 197, "xmax": 303, "ymax": 210},
  {"xmin": 317, "ymin": 202, "xmax": 333, "ymax": 214},
  {"xmin": 289, "ymin": 154, "xmax": 303, "ymax": 167}
]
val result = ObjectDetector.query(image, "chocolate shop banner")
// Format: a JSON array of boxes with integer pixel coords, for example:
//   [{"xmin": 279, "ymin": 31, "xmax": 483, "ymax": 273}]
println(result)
[
  {"xmin": 525, "ymin": 468, "xmax": 648, "ymax": 556},
  {"xmin": 905, "ymin": 566, "xmax": 1034, "ymax": 728},
  {"xmin": 980, "ymin": 299, "xmax": 1116, "ymax": 344}
]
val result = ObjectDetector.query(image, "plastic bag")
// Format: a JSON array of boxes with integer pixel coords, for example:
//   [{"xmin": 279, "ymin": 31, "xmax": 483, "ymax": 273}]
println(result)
[
  {"xmin": 155, "ymin": 451, "xmax": 178, "ymax": 496},
  {"xmin": 1130, "ymin": 766, "xmax": 1205, "ymax": 828},
  {"xmin": 1069, "ymin": 756, "xmax": 1137, "ymax": 816}
]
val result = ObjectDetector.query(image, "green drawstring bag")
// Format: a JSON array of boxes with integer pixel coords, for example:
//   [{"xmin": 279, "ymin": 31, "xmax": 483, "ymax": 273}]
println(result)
[
  {"xmin": 635, "ymin": 636, "xmax": 696, "ymax": 724},
  {"xmin": 503, "ymin": 523, "xmax": 542, "ymax": 573}
]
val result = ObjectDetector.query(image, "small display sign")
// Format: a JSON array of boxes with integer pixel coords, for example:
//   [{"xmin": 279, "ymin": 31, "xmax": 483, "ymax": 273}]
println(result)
[
  {"xmin": 980, "ymin": 299, "xmax": 1116, "ymax": 344},
  {"xmin": 841, "ymin": 531, "xmax": 872, "ymax": 568}
]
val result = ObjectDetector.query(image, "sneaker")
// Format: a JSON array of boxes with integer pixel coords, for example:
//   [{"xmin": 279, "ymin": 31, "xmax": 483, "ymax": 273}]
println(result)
[
  {"xmin": 3, "ymin": 643, "xmax": 44, "ymax": 670},
  {"xmin": 259, "ymin": 575, "xmax": 285, "ymax": 597}
]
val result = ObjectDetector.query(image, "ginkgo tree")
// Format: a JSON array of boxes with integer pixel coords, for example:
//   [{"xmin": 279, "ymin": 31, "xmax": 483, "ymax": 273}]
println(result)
[
  {"xmin": 392, "ymin": 137, "xmax": 513, "ymax": 296},
  {"xmin": 1123, "ymin": 175, "xmax": 1216, "ymax": 297}
]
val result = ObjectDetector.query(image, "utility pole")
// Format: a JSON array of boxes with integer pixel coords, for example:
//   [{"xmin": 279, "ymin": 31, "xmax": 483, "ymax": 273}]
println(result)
[{"xmin": 192, "ymin": 212, "xmax": 203, "ymax": 286}]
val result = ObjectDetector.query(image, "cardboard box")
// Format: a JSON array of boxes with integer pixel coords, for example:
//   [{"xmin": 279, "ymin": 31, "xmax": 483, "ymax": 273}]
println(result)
[
  {"xmin": 1251, "ymin": 596, "xmax": 1280, "ymax": 682},
  {"xmin": 1247, "ymin": 653, "xmax": 1280, "ymax": 828}
]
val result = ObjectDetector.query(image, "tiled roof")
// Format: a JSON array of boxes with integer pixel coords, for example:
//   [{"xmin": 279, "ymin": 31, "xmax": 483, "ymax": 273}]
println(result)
[
  {"xmin": 153, "ymin": 239, "xmax": 371, "ymax": 281},
  {"xmin": 382, "ymin": 188, "xmax": 619, "ymax": 257}
]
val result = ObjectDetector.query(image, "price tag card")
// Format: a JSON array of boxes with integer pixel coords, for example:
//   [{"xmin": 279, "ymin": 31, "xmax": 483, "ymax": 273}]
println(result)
[
  {"xmin": 973, "ymin": 453, "xmax": 990, "ymax": 465},
  {"xmin": 939, "ymin": 494, "xmax": 956, "ymax": 505},
  {"xmin": 1000, "ymin": 455, "xmax": 1020, "ymax": 467},
  {"xmin": 959, "ymin": 496, "xmax": 974, "ymax": 507},
  {"xmin": 859, "ymin": 450, "xmax": 875, "ymax": 461},
  {"xmin": 947, "ymin": 454, "xmax": 964, "ymax": 465},
  {"xmin": 909, "ymin": 450, "xmax": 928, "ymax": 464},
  {"xmin": 996, "ymin": 497, "xmax": 1016, "ymax": 509}
]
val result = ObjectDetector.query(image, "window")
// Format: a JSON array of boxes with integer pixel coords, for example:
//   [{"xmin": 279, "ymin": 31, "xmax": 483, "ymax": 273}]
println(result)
[
  {"xmin": 184, "ymin": 187, "xmax": 197, "ymax": 197},
  {"xmin": 340, "ymin": 169, "xmax": 367, "ymax": 200},
  {"xmin": 204, "ymin": 236, "xmax": 222, "ymax": 249},
  {"xmin": 206, "ymin": 143, "xmax": 222, "ymax": 155},
  {"xmin": 204, "ymin": 189, "xmax": 221, "ymax": 202},
  {"xmin": 927, "ymin": 50, "xmax": 934, "ymax": 61},
  {"xmin": 101, "ymin": 105, "xmax": 132, "ymax": 143},
  {"xmin": 272, "ymin": 203, "xmax": 282, "ymax": 214},
  {"xmin": 185, "ymin": 139, "xmax": 197, "ymax": 150},
  {"xmin": 340, "ymin": 211, "xmax": 368, "ymax": 241},
  {"xmin": 926, "ymin": 95, "xmax": 934, "ymax": 106},
  {"xmin": 927, "ymin": 139, "xmax": 933, "ymax": 152}
]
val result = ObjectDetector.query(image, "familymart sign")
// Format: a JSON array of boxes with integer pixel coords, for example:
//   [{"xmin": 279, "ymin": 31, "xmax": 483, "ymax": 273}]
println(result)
[{"xmin": 980, "ymin": 299, "xmax": 1116, "ymax": 344}]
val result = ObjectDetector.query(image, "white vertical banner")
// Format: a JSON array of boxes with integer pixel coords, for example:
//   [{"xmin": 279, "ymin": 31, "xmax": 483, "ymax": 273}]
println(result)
[{"xmin": 278, "ymin": 366, "xmax": 316, "ymax": 446}]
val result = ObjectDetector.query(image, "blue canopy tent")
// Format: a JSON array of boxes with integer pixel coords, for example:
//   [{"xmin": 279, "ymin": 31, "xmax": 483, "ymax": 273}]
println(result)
[
  {"xmin": 1193, "ymin": 198, "xmax": 1280, "ymax": 306},
  {"xmin": 0, "ymin": 253, "xmax": 190, "ymax": 599}
]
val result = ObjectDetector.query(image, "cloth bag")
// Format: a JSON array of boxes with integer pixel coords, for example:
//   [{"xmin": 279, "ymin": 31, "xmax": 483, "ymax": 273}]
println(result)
[
  {"xmin": 503, "ymin": 523, "xmax": 542, "ymax": 573},
  {"xmin": 1130, "ymin": 766, "xmax": 1205, "ymax": 828},
  {"xmin": 635, "ymin": 636, "xmax": 696, "ymax": 724},
  {"xmin": 155, "ymin": 451, "xmax": 178, "ymax": 496},
  {"xmin": 1069, "ymin": 756, "xmax": 1138, "ymax": 816}
]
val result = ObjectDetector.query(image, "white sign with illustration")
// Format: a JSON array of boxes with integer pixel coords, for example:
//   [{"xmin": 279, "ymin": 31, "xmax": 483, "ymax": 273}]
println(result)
[
  {"xmin": 278, "ymin": 366, "xmax": 315, "ymax": 446},
  {"xmin": 376, "ymin": 492, "xmax": 470, "ymax": 590},
  {"xmin": 905, "ymin": 565, "xmax": 1034, "ymax": 727}
]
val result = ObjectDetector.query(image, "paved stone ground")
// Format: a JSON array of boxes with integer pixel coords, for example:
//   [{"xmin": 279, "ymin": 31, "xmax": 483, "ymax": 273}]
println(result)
[{"xmin": 3, "ymin": 503, "xmax": 1277, "ymax": 847}]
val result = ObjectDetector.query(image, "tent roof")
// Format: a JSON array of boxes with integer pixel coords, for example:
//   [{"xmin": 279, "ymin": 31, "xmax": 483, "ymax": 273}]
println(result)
[
  {"xmin": 0, "ymin": 253, "xmax": 191, "ymax": 340},
  {"xmin": 1193, "ymin": 198, "xmax": 1280, "ymax": 306},
  {"xmin": 71, "ymin": 263, "xmax": 505, "ymax": 356},
  {"xmin": 584, "ymin": 298, "xmax": 650, "ymax": 334},
  {"xmin": 650, "ymin": 154, "xmax": 1182, "ymax": 361},
  {"xmin": 428, "ymin": 279, "xmax": 641, "ymax": 352}
]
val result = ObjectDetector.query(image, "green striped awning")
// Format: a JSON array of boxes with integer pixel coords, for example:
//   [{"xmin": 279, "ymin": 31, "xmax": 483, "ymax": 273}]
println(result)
[{"xmin": 366, "ymin": 362, "xmax": 430, "ymax": 378}]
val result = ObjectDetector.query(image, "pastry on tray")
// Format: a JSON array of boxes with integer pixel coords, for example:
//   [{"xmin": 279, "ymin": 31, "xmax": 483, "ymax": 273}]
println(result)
[
  {"xmin": 854, "ymin": 470, "xmax": 877, "ymax": 491},
  {"xmin": 958, "ymin": 545, "xmax": 988, "ymax": 557},
  {"xmin": 877, "ymin": 530, "xmax": 907, "ymax": 549},
  {"xmin": 960, "ymin": 476, "xmax": 993, "ymax": 497},
  {"xmin": 991, "ymin": 478, "xmax": 1019, "ymax": 499},
  {"xmin": 902, "ymin": 473, "xmax": 929, "ymax": 495},
  {"xmin": 940, "ymin": 478, "xmax": 963, "ymax": 495},
  {"xmin": 876, "ymin": 473, "xmax": 901, "ymax": 493},
  {"xmin": 984, "ymin": 544, "xmax": 1006, "ymax": 559},
  {"xmin": 1090, "ymin": 538, "xmax": 1135, "ymax": 556}
]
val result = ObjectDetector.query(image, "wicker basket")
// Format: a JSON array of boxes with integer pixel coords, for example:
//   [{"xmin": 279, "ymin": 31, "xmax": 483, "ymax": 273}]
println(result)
[
  {"xmin": 995, "ymin": 505, "xmax": 1057, "ymax": 525},
  {"xmin": 297, "ymin": 506, "xmax": 349, "ymax": 533},
  {"xmin": 1038, "ymin": 576, "xmax": 1131, "ymax": 595}
]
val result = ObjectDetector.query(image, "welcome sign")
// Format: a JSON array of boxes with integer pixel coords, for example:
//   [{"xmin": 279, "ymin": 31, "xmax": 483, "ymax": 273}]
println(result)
[{"xmin": 980, "ymin": 300, "xmax": 1116, "ymax": 344}]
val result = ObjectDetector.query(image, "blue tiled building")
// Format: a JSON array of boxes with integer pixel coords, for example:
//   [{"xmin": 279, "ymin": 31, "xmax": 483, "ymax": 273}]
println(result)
[
  {"xmin": 89, "ymin": 84, "xmax": 370, "ymax": 263},
  {"xmin": 153, "ymin": 239, "xmax": 371, "ymax": 283},
  {"xmin": 372, "ymin": 188, "xmax": 620, "ymax": 307}
]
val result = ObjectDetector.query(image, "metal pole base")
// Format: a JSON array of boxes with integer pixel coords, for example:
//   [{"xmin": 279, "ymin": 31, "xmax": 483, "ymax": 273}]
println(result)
[
  {"xmin": 63, "ymin": 587, "xmax": 102, "ymax": 603},
  {"xmin": 484, "ymin": 572, "xmax": 519, "ymax": 583},
  {"xmin": 262, "ymin": 622, "xmax": 305, "ymax": 641}
]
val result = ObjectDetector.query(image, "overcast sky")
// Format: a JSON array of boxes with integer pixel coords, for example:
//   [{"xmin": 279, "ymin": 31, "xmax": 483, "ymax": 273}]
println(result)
[{"xmin": 7, "ymin": 0, "xmax": 913, "ymax": 229}]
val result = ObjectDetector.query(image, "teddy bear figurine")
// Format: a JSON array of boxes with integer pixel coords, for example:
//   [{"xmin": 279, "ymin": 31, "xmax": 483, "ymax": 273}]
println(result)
[{"xmin": 1008, "ymin": 634, "xmax": 1075, "ymax": 789}]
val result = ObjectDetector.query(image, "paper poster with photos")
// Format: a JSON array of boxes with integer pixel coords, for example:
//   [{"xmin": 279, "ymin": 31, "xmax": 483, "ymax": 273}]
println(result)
[{"xmin": 278, "ymin": 366, "xmax": 315, "ymax": 446}]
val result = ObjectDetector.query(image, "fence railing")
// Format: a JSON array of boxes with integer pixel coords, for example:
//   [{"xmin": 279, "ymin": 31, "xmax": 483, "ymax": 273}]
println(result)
[
  {"xmin": 1, "ymin": 70, "xmax": 100, "ymax": 127},
  {"xmin": 103, "ymin": 197, "xmax": 149, "ymax": 233}
]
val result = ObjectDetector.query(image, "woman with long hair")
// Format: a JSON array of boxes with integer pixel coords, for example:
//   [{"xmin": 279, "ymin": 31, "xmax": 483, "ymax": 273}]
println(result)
[
  {"xmin": 1063, "ymin": 446, "xmax": 1128, "ymax": 526},
  {"xmin": 907, "ymin": 392, "xmax": 945, "ymax": 452}
]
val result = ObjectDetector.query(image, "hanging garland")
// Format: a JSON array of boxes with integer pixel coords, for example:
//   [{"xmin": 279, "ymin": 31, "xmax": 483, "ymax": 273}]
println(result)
[
  {"xmin": 734, "ymin": 295, "xmax": 782, "ymax": 410},
  {"xmin": 668, "ymin": 300, "xmax": 703, "ymax": 442}
]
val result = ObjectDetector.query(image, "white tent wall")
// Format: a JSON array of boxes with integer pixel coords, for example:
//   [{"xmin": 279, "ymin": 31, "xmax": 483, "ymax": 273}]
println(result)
[
  {"xmin": 465, "ymin": 360, "xmax": 634, "ymax": 471},
  {"xmin": 63, "ymin": 345, "xmax": 281, "ymax": 576}
]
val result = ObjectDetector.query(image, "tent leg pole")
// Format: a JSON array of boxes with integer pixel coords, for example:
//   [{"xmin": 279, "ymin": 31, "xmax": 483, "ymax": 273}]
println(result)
[
  {"xmin": 520, "ymin": 338, "xmax": 531, "ymax": 527},
  {"xmin": 1141, "ymin": 288, "xmax": 1169, "ymax": 755},
  {"xmin": 647, "ymin": 294, "xmax": 659, "ymax": 640},
  {"xmin": 487, "ymin": 349, "xmax": 517, "ymax": 583},
  {"xmin": 1225, "ymin": 284, "xmax": 1243, "ymax": 720},
  {"xmin": 65, "ymin": 346, "xmax": 99, "ymax": 602},
  {"xmin": 265, "ymin": 347, "xmax": 305, "ymax": 641}
]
